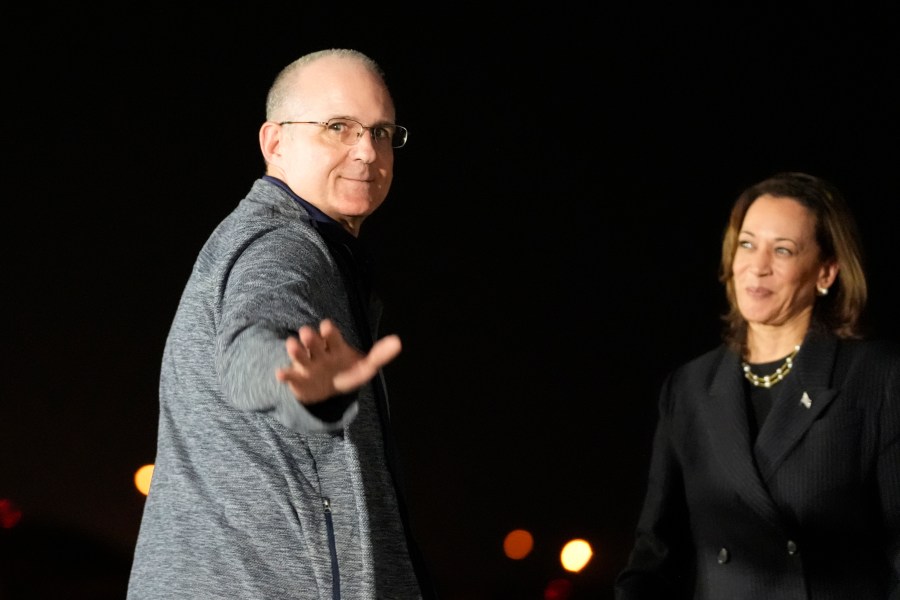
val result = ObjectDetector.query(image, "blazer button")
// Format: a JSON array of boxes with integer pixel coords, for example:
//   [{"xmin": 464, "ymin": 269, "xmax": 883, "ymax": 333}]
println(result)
[
  {"xmin": 717, "ymin": 548, "xmax": 730, "ymax": 564},
  {"xmin": 786, "ymin": 540, "xmax": 798, "ymax": 555}
]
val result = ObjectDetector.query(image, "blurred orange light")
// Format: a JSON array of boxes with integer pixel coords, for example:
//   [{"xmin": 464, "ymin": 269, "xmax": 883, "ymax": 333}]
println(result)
[
  {"xmin": 503, "ymin": 528, "xmax": 534, "ymax": 559},
  {"xmin": 134, "ymin": 464, "xmax": 155, "ymax": 496},
  {"xmin": 560, "ymin": 538, "xmax": 592, "ymax": 572}
]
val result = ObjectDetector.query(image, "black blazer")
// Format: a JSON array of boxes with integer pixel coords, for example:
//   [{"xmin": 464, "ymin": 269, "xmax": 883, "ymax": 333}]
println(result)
[{"xmin": 616, "ymin": 328, "xmax": 900, "ymax": 600}]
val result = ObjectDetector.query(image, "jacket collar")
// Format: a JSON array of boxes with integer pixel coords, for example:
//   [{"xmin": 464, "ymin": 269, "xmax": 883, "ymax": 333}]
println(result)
[
  {"xmin": 753, "ymin": 328, "xmax": 839, "ymax": 479},
  {"xmin": 702, "ymin": 327, "xmax": 839, "ymax": 528}
]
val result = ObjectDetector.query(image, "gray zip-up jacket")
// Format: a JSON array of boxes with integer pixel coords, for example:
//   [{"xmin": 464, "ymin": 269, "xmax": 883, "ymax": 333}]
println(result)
[{"xmin": 127, "ymin": 178, "xmax": 423, "ymax": 599}]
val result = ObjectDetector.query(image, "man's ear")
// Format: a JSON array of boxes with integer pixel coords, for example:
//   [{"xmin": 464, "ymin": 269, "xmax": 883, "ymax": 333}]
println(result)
[{"xmin": 259, "ymin": 121, "xmax": 283, "ymax": 165}]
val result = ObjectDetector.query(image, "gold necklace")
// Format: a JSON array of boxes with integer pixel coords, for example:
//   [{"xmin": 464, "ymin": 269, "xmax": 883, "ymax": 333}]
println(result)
[{"xmin": 742, "ymin": 345, "xmax": 801, "ymax": 388}]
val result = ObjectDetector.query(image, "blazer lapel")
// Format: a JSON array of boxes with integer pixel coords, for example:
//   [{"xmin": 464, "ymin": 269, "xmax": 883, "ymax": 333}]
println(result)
[
  {"xmin": 754, "ymin": 330, "xmax": 839, "ymax": 482},
  {"xmin": 703, "ymin": 348, "xmax": 784, "ymax": 530}
]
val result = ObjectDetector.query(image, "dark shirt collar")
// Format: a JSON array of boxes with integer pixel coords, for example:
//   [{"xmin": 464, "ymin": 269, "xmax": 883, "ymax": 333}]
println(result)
[
  {"xmin": 262, "ymin": 175, "xmax": 329, "ymax": 222},
  {"xmin": 261, "ymin": 174, "xmax": 373, "ymax": 280},
  {"xmin": 262, "ymin": 175, "xmax": 362, "ymax": 250}
]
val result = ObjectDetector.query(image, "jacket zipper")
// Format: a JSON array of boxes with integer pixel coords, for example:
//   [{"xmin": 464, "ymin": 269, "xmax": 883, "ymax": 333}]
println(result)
[{"xmin": 323, "ymin": 497, "xmax": 341, "ymax": 600}]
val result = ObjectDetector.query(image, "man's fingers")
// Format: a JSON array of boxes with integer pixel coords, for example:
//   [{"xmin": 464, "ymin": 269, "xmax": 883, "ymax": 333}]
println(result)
[
  {"xmin": 285, "ymin": 336, "xmax": 310, "ymax": 362},
  {"xmin": 331, "ymin": 335, "xmax": 402, "ymax": 392},
  {"xmin": 297, "ymin": 325, "xmax": 320, "ymax": 352},
  {"xmin": 280, "ymin": 326, "xmax": 402, "ymax": 397},
  {"xmin": 368, "ymin": 335, "xmax": 402, "ymax": 368},
  {"xmin": 318, "ymin": 318, "xmax": 336, "ymax": 336}
]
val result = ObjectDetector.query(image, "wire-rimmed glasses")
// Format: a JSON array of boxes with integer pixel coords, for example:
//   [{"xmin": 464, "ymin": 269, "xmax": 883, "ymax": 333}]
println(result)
[{"xmin": 279, "ymin": 117, "xmax": 408, "ymax": 149}]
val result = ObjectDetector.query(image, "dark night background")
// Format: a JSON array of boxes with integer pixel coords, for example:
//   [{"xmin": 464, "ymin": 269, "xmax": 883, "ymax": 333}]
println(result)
[{"xmin": 3, "ymin": 3, "xmax": 899, "ymax": 599}]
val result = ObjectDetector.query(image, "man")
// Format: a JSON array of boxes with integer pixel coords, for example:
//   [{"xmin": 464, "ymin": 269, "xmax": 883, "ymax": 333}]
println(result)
[{"xmin": 127, "ymin": 49, "xmax": 434, "ymax": 599}]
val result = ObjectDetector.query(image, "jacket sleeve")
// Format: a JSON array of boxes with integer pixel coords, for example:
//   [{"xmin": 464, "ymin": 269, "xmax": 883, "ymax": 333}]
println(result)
[
  {"xmin": 615, "ymin": 372, "xmax": 694, "ymax": 599},
  {"xmin": 878, "ymin": 347, "xmax": 900, "ymax": 599},
  {"xmin": 215, "ymin": 226, "xmax": 359, "ymax": 433}
]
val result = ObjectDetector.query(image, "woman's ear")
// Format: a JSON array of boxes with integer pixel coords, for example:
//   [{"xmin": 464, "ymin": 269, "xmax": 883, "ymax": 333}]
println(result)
[{"xmin": 818, "ymin": 261, "xmax": 839, "ymax": 291}]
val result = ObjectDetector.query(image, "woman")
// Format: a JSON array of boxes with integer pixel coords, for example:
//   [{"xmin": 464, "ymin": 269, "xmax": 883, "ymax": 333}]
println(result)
[{"xmin": 615, "ymin": 172, "xmax": 900, "ymax": 599}]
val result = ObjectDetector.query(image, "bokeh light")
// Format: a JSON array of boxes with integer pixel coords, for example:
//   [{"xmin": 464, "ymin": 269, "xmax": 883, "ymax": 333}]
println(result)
[
  {"xmin": 134, "ymin": 464, "xmax": 155, "ymax": 496},
  {"xmin": 0, "ymin": 498, "xmax": 23, "ymax": 529},
  {"xmin": 503, "ymin": 528, "xmax": 534, "ymax": 559},
  {"xmin": 544, "ymin": 578, "xmax": 573, "ymax": 600},
  {"xmin": 560, "ymin": 538, "xmax": 593, "ymax": 572}
]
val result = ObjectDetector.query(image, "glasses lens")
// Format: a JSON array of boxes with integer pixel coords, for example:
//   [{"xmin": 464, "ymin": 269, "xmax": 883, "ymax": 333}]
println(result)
[
  {"xmin": 333, "ymin": 119, "xmax": 363, "ymax": 145},
  {"xmin": 325, "ymin": 118, "xmax": 406, "ymax": 148},
  {"xmin": 392, "ymin": 126, "xmax": 408, "ymax": 148}
]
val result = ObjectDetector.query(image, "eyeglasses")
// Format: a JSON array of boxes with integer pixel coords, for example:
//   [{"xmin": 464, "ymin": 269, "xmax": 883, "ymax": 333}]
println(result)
[{"xmin": 279, "ymin": 117, "xmax": 408, "ymax": 149}]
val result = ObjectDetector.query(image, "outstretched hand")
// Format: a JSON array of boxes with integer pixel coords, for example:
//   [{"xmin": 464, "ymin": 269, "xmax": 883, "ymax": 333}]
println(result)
[{"xmin": 275, "ymin": 319, "xmax": 402, "ymax": 405}]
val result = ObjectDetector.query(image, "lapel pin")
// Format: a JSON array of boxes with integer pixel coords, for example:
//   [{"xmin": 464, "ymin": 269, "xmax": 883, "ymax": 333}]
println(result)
[{"xmin": 800, "ymin": 392, "xmax": 812, "ymax": 409}]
